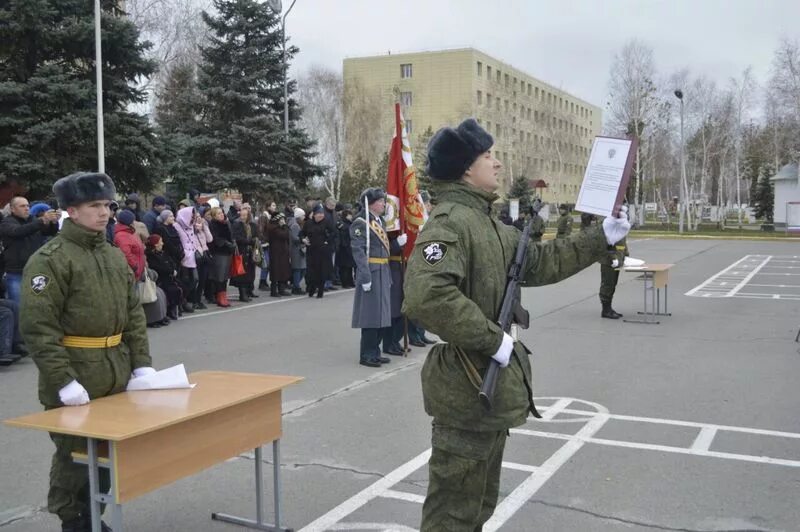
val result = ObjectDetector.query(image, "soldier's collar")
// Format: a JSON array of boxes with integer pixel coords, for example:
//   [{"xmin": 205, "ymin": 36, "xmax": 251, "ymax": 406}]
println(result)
[
  {"xmin": 431, "ymin": 181, "xmax": 499, "ymax": 214},
  {"xmin": 59, "ymin": 219, "xmax": 107, "ymax": 249}
]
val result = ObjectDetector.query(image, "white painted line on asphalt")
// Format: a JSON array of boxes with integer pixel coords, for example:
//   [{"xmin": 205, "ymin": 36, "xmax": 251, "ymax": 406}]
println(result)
[
  {"xmin": 502, "ymin": 461, "xmax": 540, "ymax": 473},
  {"xmin": 180, "ymin": 288, "xmax": 355, "ymax": 320},
  {"xmin": 328, "ymin": 524, "xmax": 417, "ymax": 531},
  {"xmin": 299, "ymin": 449, "xmax": 431, "ymax": 532},
  {"xmin": 540, "ymin": 398, "xmax": 571, "ymax": 421},
  {"xmin": 727, "ymin": 255, "xmax": 772, "ymax": 296},
  {"xmin": 483, "ymin": 411, "xmax": 610, "ymax": 531},
  {"xmin": 685, "ymin": 255, "xmax": 752, "ymax": 296},
  {"xmin": 691, "ymin": 426, "xmax": 718, "ymax": 451},
  {"xmin": 381, "ymin": 489, "xmax": 426, "ymax": 504}
]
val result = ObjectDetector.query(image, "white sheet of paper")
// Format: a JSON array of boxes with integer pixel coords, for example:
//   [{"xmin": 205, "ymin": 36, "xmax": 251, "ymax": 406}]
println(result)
[
  {"xmin": 126, "ymin": 363, "xmax": 196, "ymax": 391},
  {"xmin": 575, "ymin": 137, "xmax": 634, "ymax": 218},
  {"xmin": 624, "ymin": 257, "xmax": 645, "ymax": 267}
]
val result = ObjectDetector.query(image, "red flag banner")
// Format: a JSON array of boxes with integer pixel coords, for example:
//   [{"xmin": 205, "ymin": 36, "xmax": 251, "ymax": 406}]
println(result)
[{"xmin": 385, "ymin": 104, "xmax": 426, "ymax": 259}]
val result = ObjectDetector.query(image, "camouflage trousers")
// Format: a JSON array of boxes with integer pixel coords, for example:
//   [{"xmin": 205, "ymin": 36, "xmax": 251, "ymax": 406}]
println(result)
[
  {"xmin": 421, "ymin": 424, "xmax": 507, "ymax": 531},
  {"xmin": 599, "ymin": 263, "xmax": 620, "ymax": 304},
  {"xmin": 48, "ymin": 434, "xmax": 110, "ymax": 522}
]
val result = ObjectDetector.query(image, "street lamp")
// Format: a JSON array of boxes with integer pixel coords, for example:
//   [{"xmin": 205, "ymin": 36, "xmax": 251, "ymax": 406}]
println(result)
[
  {"xmin": 94, "ymin": 0, "xmax": 105, "ymax": 172},
  {"xmin": 266, "ymin": 0, "xmax": 298, "ymax": 138},
  {"xmin": 674, "ymin": 89, "xmax": 686, "ymax": 233}
]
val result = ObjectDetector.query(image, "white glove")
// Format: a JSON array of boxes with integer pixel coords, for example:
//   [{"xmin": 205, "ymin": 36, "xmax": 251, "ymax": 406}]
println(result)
[
  {"xmin": 132, "ymin": 366, "xmax": 156, "ymax": 378},
  {"xmin": 396, "ymin": 233, "xmax": 408, "ymax": 247},
  {"xmin": 491, "ymin": 332, "xmax": 515, "ymax": 368},
  {"xmin": 602, "ymin": 211, "xmax": 631, "ymax": 246},
  {"xmin": 611, "ymin": 259, "xmax": 620, "ymax": 268},
  {"xmin": 362, "ymin": 282, "xmax": 372, "ymax": 292},
  {"xmin": 59, "ymin": 380, "xmax": 90, "ymax": 406}
]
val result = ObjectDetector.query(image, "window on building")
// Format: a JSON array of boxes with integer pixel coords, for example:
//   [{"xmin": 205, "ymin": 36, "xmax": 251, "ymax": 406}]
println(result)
[
  {"xmin": 513, "ymin": 77, "xmax": 518, "ymax": 88},
  {"xmin": 486, "ymin": 121, "xmax": 492, "ymax": 132},
  {"xmin": 496, "ymin": 124, "xmax": 501, "ymax": 137},
  {"xmin": 487, "ymin": 65, "xmax": 492, "ymax": 79},
  {"xmin": 477, "ymin": 61, "xmax": 483, "ymax": 77},
  {"xmin": 496, "ymin": 70, "xmax": 501, "ymax": 83},
  {"xmin": 400, "ymin": 64, "xmax": 412, "ymax": 78},
  {"xmin": 513, "ymin": 103, "xmax": 517, "ymax": 112},
  {"xmin": 527, "ymin": 132, "xmax": 531, "ymax": 143},
  {"xmin": 505, "ymin": 73, "xmax": 509, "ymax": 87},
  {"xmin": 405, "ymin": 119, "xmax": 413, "ymax": 134},
  {"xmin": 504, "ymin": 99, "xmax": 509, "ymax": 112},
  {"xmin": 534, "ymin": 110, "xmax": 539, "ymax": 122},
  {"xmin": 547, "ymin": 93, "xmax": 552, "ymax": 105},
  {"xmin": 487, "ymin": 93, "xmax": 492, "ymax": 107},
  {"xmin": 520, "ymin": 131, "xmax": 524, "ymax": 143},
  {"xmin": 400, "ymin": 91, "xmax": 412, "ymax": 107},
  {"xmin": 527, "ymin": 107, "xmax": 531, "ymax": 120},
  {"xmin": 535, "ymin": 87, "xmax": 539, "ymax": 99},
  {"xmin": 528, "ymin": 83, "xmax": 532, "ymax": 96},
  {"xmin": 477, "ymin": 90, "xmax": 483, "ymax": 105}
]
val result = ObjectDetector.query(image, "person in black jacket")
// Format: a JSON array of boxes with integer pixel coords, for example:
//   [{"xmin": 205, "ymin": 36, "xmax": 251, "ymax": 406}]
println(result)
[
  {"xmin": 323, "ymin": 197, "xmax": 339, "ymax": 291},
  {"xmin": 301, "ymin": 204, "xmax": 335, "ymax": 298},
  {"xmin": 208, "ymin": 207, "xmax": 235, "ymax": 307},
  {"xmin": 0, "ymin": 197, "xmax": 60, "ymax": 303},
  {"xmin": 231, "ymin": 204, "xmax": 260, "ymax": 302},
  {"xmin": 337, "ymin": 210, "xmax": 355, "ymax": 288},
  {"xmin": 153, "ymin": 210, "xmax": 184, "ymax": 267},
  {"xmin": 145, "ymin": 234, "xmax": 182, "ymax": 321}
]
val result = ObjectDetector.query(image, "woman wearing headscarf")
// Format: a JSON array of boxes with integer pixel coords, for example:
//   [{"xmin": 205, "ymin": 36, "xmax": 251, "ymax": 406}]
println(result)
[
  {"xmin": 208, "ymin": 207, "xmax": 234, "ymax": 307},
  {"xmin": 266, "ymin": 212, "xmax": 291, "ymax": 297},
  {"xmin": 300, "ymin": 204, "xmax": 335, "ymax": 298},
  {"xmin": 154, "ymin": 209, "xmax": 184, "ymax": 268},
  {"xmin": 193, "ymin": 208, "xmax": 213, "ymax": 310},
  {"xmin": 174, "ymin": 206, "xmax": 202, "ymax": 314},
  {"xmin": 231, "ymin": 203, "xmax": 259, "ymax": 302}
]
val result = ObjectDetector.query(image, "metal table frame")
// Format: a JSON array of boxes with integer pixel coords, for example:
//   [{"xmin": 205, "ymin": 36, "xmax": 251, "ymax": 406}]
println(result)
[
  {"xmin": 623, "ymin": 270, "xmax": 672, "ymax": 325},
  {"xmin": 80, "ymin": 439, "xmax": 291, "ymax": 532}
]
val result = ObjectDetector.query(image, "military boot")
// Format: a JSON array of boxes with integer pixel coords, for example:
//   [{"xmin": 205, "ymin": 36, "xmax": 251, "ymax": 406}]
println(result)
[
  {"xmin": 239, "ymin": 287, "xmax": 251, "ymax": 302},
  {"xmin": 601, "ymin": 302, "xmax": 620, "ymax": 319}
]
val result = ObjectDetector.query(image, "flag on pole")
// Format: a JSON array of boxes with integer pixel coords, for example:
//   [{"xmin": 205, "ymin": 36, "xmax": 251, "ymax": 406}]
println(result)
[{"xmin": 385, "ymin": 103, "xmax": 426, "ymax": 259}]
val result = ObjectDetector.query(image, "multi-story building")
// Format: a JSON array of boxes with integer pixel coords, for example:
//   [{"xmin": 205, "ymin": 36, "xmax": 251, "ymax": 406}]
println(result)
[{"xmin": 343, "ymin": 48, "xmax": 602, "ymax": 204}]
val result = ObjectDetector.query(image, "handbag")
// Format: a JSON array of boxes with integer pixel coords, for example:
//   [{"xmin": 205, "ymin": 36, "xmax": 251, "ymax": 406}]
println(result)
[
  {"xmin": 252, "ymin": 238, "xmax": 263, "ymax": 265},
  {"xmin": 230, "ymin": 248, "xmax": 246, "ymax": 277},
  {"xmin": 136, "ymin": 269, "xmax": 158, "ymax": 304}
]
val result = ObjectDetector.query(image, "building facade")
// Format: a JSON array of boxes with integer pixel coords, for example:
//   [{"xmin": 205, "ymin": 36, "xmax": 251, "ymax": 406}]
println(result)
[{"xmin": 343, "ymin": 48, "xmax": 602, "ymax": 204}]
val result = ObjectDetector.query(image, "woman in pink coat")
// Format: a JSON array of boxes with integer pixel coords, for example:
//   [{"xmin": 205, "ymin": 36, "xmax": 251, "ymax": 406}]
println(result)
[{"xmin": 174, "ymin": 206, "xmax": 203, "ymax": 313}]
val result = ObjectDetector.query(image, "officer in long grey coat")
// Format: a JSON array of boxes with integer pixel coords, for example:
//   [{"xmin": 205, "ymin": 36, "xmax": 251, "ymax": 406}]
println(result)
[{"xmin": 350, "ymin": 188, "xmax": 393, "ymax": 367}]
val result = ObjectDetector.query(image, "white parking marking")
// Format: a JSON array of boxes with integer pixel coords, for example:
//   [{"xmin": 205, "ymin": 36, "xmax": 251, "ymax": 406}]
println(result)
[
  {"xmin": 300, "ymin": 398, "xmax": 800, "ymax": 531},
  {"xmin": 687, "ymin": 254, "xmax": 800, "ymax": 300}
]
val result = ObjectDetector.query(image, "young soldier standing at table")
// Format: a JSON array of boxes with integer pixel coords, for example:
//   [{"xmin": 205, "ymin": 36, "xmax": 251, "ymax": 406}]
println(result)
[
  {"xmin": 20, "ymin": 172, "xmax": 155, "ymax": 532},
  {"xmin": 350, "ymin": 188, "xmax": 394, "ymax": 368},
  {"xmin": 403, "ymin": 119, "xmax": 630, "ymax": 531}
]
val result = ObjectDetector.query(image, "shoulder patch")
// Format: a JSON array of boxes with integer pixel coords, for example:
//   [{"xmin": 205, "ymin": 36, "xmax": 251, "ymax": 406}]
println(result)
[
  {"xmin": 354, "ymin": 227, "xmax": 363, "ymax": 237},
  {"xmin": 30, "ymin": 274, "xmax": 50, "ymax": 294},
  {"xmin": 422, "ymin": 242, "xmax": 448, "ymax": 266}
]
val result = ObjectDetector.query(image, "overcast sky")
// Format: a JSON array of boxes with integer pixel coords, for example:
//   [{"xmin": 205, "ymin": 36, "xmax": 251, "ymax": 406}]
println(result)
[{"xmin": 286, "ymin": 0, "xmax": 798, "ymax": 115}]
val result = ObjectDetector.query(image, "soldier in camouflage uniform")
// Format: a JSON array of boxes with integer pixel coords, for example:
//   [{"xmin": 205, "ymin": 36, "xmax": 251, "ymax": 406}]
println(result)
[
  {"xmin": 556, "ymin": 204, "xmax": 573, "ymax": 238},
  {"xmin": 403, "ymin": 119, "xmax": 631, "ymax": 531},
  {"xmin": 599, "ymin": 224, "xmax": 630, "ymax": 319},
  {"xmin": 20, "ymin": 172, "xmax": 154, "ymax": 532}
]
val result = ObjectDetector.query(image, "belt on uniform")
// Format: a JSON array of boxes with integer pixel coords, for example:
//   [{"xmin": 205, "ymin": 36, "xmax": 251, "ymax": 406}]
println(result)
[
  {"xmin": 389, "ymin": 256, "xmax": 403, "ymax": 262},
  {"xmin": 368, "ymin": 258, "xmax": 389, "ymax": 264},
  {"xmin": 61, "ymin": 334, "xmax": 123, "ymax": 349}
]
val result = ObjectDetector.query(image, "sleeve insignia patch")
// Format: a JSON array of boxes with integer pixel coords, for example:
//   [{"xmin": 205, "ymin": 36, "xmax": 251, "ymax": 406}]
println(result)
[
  {"xmin": 422, "ymin": 242, "xmax": 448, "ymax": 266},
  {"xmin": 354, "ymin": 228, "xmax": 363, "ymax": 237},
  {"xmin": 31, "ymin": 275, "xmax": 50, "ymax": 294}
]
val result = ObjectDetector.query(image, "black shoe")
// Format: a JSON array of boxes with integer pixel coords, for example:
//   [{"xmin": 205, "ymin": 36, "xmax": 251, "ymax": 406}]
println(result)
[
  {"xmin": 147, "ymin": 322, "xmax": 162, "ymax": 328},
  {"xmin": 248, "ymin": 290, "xmax": 260, "ymax": 299},
  {"xmin": 383, "ymin": 347, "xmax": 404, "ymax": 356},
  {"xmin": 0, "ymin": 355, "xmax": 17, "ymax": 366},
  {"xmin": 279, "ymin": 289, "xmax": 292, "ymax": 296},
  {"xmin": 181, "ymin": 302, "xmax": 195, "ymax": 314},
  {"xmin": 378, "ymin": 356, "xmax": 391, "ymax": 363},
  {"xmin": 326, "ymin": 285, "xmax": 339, "ymax": 291},
  {"xmin": 160, "ymin": 318, "xmax": 170, "ymax": 326},
  {"xmin": 195, "ymin": 301, "xmax": 208, "ymax": 310},
  {"xmin": 258, "ymin": 280, "xmax": 269, "ymax": 291},
  {"xmin": 291, "ymin": 287, "xmax": 303, "ymax": 295},
  {"xmin": 167, "ymin": 307, "xmax": 179, "ymax": 320},
  {"xmin": 359, "ymin": 359, "xmax": 381, "ymax": 368},
  {"xmin": 611, "ymin": 309, "xmax": 624, "ymax": 318},
  {"xmin": 239, "ymin": 288, "xmax": 251, "ymax": 302},
  {"xmin": 601, "ymin": 305, "xmax": 620, "ymax": 319},
  {"xmin": 308, "ymin": 290, "xmax": 315, "ymax": 298},
  {"xmin": 409, "ymin": 339, "xmax": 426, "ymax": 348}
]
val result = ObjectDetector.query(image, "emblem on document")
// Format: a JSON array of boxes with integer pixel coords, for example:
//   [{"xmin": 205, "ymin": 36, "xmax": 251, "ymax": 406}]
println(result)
[
  {"xmin": 608, "ymin": 148, "xmax": 617, "ymax": 159},
  {"xmin": 422, "ymin": 242, "xmax": 447, "ymax": 266}
]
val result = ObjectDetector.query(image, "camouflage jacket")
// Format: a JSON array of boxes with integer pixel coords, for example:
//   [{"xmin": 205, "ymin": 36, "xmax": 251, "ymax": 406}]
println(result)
[
  {"xmin": 403, "ymin": 181, "xmax": 607, "ymax": 431},
  {"xmin": 21, "ymin": 219, "xmax": 151, "ymax": 407},
  {"xmin": 556, "ymin": 213, "xmax": 573, "ymax": 238}
]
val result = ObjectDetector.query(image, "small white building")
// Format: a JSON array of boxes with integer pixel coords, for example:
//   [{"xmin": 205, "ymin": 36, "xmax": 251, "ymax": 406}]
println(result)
[{"xmin": 770, "ymin": 162, "xmax": 800, "ymax": 230}]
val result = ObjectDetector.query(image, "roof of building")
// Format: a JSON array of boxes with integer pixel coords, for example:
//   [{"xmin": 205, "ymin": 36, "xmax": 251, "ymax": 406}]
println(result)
[{"xmin": 771, "ymin": 162, "xmax": 799, "ymax": 182}]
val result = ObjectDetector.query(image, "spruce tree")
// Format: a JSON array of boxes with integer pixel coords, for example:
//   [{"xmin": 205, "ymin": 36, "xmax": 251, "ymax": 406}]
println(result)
[
  {"xmin": 753, "ymin": 164, "xmax": 774, "ymax": 222},
  {"xmin": 0, "ymin": 0, "xmax": 160, "ymax": 197},
  {"xmin": 508, "ymin": 175, "xmax": 533, "ymax": 213},
  {"xmin": 193, "ymin": 0, "xmax": 319, "ymax": 197}
]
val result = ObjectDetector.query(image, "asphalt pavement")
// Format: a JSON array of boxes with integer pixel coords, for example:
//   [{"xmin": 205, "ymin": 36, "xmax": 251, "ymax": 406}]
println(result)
[{"xmin": 1, "ymin": 237, "xmax": 799, "ymax": 531}]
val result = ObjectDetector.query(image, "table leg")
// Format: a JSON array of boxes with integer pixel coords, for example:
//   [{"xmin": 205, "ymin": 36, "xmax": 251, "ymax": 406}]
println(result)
[
  {"xmin": 627, "ymin": 272, "xmax": 660, "ymax": 324},
  {"xmin": 108, "ymin": 442, "xmax": 123, "ymax": 531},
  {"xmin": 87, "ymin": 438, "xmax": 101, "ymax": 532},
  {"xmin": 211, "ymin": 439, "xmax": 292, "ymax": 531}
]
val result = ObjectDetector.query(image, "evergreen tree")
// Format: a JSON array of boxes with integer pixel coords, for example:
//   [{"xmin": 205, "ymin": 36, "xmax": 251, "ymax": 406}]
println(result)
[
  {"xmin": 0, "ymin": 0, "xmax": 160, "ymax": 197},
  {"xmin": 155, "ymin": 60, "xmax": 204, "ymax": 193},
  {"xmin": 508, "ymin": 175, "xmax": 533, "ymax": 214},
  {"xmin": 193, "ymin": 0, "xmax": 319, "ymax": 197},
  {"xmin": 340, "ymin": 155, "xmax": 376, "ymax": 205},
  {"xmin": 413, "ymin": 126, "xmax": 435, "ymax": 192},
  {"xmin": 753, "ymin": 164, "xmax": 774, "ymax": 222}
]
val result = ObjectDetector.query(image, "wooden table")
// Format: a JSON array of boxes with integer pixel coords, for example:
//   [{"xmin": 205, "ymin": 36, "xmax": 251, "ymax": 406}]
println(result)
[
  {"xmin": 621, "ymin": 263, "xmax": 674, "ymax": 324},
  {"xmin": 4, "ymin": 371, "xmax": 302, "ymax": 532}
]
